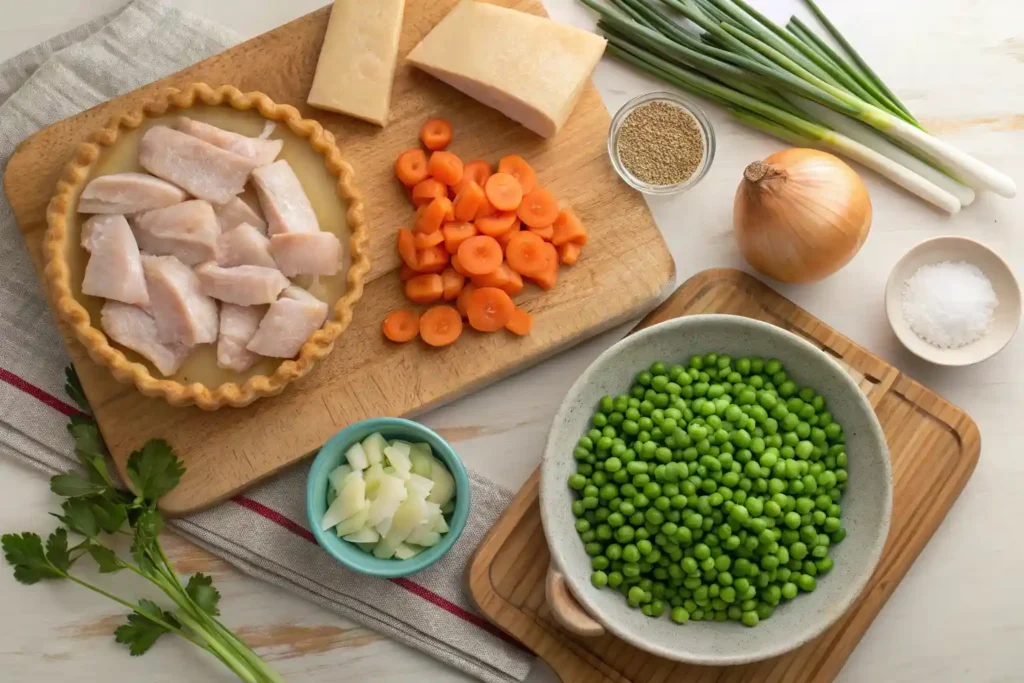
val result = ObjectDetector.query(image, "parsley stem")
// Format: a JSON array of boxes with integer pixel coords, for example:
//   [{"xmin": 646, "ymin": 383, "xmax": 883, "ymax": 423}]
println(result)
[{"xmin": 175, "ymin": 611, "xmax": 264, "ymax": 683}]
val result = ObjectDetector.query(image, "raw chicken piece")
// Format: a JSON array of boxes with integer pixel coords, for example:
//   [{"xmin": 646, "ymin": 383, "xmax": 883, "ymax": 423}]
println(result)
[
  {"xmin": 138, "ymin": 126, "xmax": 259, "ymax": 204},
  {"xmin": 176, "ymin": 117, "xmax": 283, "ymax": 167},
  {"xmin": 251, "ymin": 160, "xmax": 319, "ymax": 235},
  {"xmin": 101, "ymin": 301, "xmax": 190, "ymax": 377},
  {"xmin": 133, "ymin": 200, "xmax": 219, "ymax": 265},
  {"xmin": 142, "ymin": 255, "xmax": 219, "ymax": 346},
  {"xmin": 217, "ymin": 223, "xmax": 276, "ymax": 268},
  {"xmin": 269, "ymin": 232, "xmax": 341, "ymax": 277},
  {"xmin": 217, "ymin": 303, "xmax": 264, "ymax": 372},
  {"xmin": 194, "ymin": 262, "xmax": 290, "ymax": 306},
  {"xmin": 214, "ymin": 196, "xmax": 267, "ymax": 234},
  {"xmin": 247, "ymin": 286, "xmax": 329, "ymax": 358},
  {"xmin": 78, "ymin": 172, "xmax": 188, "ymax": 214},
  {"xmin": 80, "ymin": 215, "xmax": 149, "ymax": 306}
]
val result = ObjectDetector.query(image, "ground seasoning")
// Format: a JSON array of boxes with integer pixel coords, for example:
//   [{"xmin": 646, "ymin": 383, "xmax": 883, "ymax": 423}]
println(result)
[{"xmin": 616, "ymin": 100, "xmax": 705, "ymax": 186}]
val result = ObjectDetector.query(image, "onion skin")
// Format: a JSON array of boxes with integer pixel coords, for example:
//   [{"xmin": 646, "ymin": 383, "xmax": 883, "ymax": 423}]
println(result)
[{"xmin": 734, "ymin": 148, "xmax": 872, "ymax": 284}]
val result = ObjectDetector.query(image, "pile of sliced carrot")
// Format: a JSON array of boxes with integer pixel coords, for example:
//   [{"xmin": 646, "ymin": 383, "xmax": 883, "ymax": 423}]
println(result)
[{"xmin": 384, "ymin": 118, "xmax": 588, "ymax": 347}]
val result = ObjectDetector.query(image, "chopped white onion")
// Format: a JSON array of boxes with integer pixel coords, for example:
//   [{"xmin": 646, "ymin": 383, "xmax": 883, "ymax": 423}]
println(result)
[
  {"xmin": 394, "ymin": 543, "xmax": 423, "ymax": 560},
  {"xmin": 327, "ymin": 464, "xmax": 353, "ymax": 493},
  {"xmin": 362, "ymin": 432, "xmax": 388, "ymax": 466},
  {"xmin": 345, "ymin": 442, "xmax": 369, "ymax": 471},
  {"xmin": 426, "ymin": 456, "xmax": 455, "ymax": 506},
  {"xmin": 406, "ymin": 473, "xmax": 435, "ymax": 500},
  {"xmin": 343, "ymin": 526, "xmax": 379, "ymax": 543},
  {"xmin": 334, "ymin": 508, "xmax": 368, "ymax": 537}
]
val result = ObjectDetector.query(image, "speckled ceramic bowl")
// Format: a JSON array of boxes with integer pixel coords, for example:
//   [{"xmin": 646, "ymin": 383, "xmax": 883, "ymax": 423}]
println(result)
[{"xmin": 540, "ymin": 314, "xmax": 892, "ymax": 665}]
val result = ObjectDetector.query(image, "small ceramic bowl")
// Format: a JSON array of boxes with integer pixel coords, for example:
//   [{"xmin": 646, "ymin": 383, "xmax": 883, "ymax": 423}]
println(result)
[
  {"xmin": 607, "ymin": 91, "xmax": 716, "ymax": 195},
  {"xmin": 885, "ymin": 236, "xmax": 1021, "ymax": 366},
  {"xmin": 540, "ymin": 314, "xmax": 892, "ymax": 665},
  {"xmin": 306, "ymin": 417, "xmax": 470, "ymax": 578}
]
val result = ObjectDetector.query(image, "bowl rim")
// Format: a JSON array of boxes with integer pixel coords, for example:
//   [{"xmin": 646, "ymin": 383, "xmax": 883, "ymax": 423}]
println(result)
[
  {"xmin": 539, "ymin": 313, "xmax": 893, "ymax": 665},
  {"xmin": 305, "ymin": 417, "xmax": 471, "ymax": 578},
  {"xmin": 884, "ymin": 235, "xmax": 1022, "ymax": 367}
]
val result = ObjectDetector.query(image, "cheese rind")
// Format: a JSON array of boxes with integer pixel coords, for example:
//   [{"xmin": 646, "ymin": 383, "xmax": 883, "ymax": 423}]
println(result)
[
  {"xmin": 406, "ymin": 1, "xmax": 607, "ymax": 138},
  {"xmin": 307, "ymin": 0, "xmax": 406, "ymax": 126}
]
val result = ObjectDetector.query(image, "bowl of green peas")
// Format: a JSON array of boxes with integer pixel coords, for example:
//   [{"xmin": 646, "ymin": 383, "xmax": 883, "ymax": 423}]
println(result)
[{"xmin": 539, "ymin": 314, "xmax": 891, "ymax": 665}]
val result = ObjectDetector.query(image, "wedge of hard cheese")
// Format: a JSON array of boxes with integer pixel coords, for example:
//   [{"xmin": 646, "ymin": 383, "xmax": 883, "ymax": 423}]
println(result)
[
  {"xmin": 406, "ymin": 1, "xmax": 607, "ymax": 138},
  {"xmin": 307, "ymin": 0, "xmax": 406, "ymax": 126}
]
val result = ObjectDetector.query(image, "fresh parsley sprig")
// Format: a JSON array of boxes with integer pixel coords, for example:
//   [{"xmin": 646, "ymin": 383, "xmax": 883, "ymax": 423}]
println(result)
[{"xmin": 2, "ymin": 369, "xmax": 283, "ymax": 683}]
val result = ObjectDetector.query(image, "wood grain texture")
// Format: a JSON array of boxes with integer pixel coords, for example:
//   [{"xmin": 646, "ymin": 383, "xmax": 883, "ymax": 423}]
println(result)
[
  {"xmin": 3, "ymin": 0, "xmax": 673, "ymax": 515},
  {"xmin": 467, "ymin": 268, "xmax": 981, "ymax": 683}
]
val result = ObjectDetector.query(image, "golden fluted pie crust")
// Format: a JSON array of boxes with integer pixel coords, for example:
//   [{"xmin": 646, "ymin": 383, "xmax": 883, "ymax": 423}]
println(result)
[{"xmin": 43, "ymin": 84, "xmax": 371, "ymax": 410}]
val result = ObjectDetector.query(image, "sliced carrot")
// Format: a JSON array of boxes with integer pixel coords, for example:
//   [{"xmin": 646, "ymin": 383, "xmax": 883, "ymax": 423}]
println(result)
[
  {"xmin": 475, "ymin": 199, "xmax": 497, "ymax": 221},
  {"xmin": 420, "ymin": 118, "xmax": 452, "ymax": 151},
  {"xmin": 441, "ymin": 267, "xmax": 465, "ymax": 301},
  {"xmin": 411, "ymin": 178, "xmax": 447, "ymax": 207},
  {"xmin": 456, "ymin": 282, "xmax": 477, "ymax": 318},
  {"xmin": 558, "ymin": 241, "xmax": 582, "ymax": 266},
  {"xmin": 457, "ymin": 235, "xmax": 504, "ymax": 276},
  {"xmin": 415, "ymin": 230, "xmax": 445, "ymax": 249},
  {"xmin": 498, "ymin": 154, "xmax": 537, "ymax": 194},
  {"xmin": 397, "ymin": 228, "xmax": 419, "ymax": 270},
  {"xmin": 400, "ymin": 264, "xmax": 418, "ymax": 281},
  {"xmin": 466, "ymin": 287, "xmax": 515, "ymax": 332},
  {"xmin": 419, "ymin": 305, "xmax": 463, "ymax": 347},
  {"xmin": 417, "ymin": 245, "xmax": 449, "ymax": 273},
  {"xmin": 395, "ymin": 149, "xmax": 429, "ymax": 187},
  {"xmin": 453, "ymin": 181, "xmax": 486, "ymax": 222},
  {"xmin": 517, "ymin": 187, "xmax": 559, "ymax": 228},
  {"xmin": 551, "ymin": 209, "xmax": 588, "ymax": 246},
  {"xmin": 505, "ymin": 231, "xmax": 550, "ymax": 278},
  {"xmin": 450, "ymin": 252, "xmax": 471, "ymax": 277},
  {"xmin": 485, "ymin": 173, "xmax": 524, "ymax": 211},
  {"xmin": 429, "ymin": 150, "xmax": 464, "ymax": 186},
  {"xmin": 415, "ymin": 197, "xmax": 452, "ymax": 234},
  {"xmin": 442, "ymin": 221, "xmax": 477, "ymax": 254},
  {"xmin": 496, "ymin": 220, "xmax": 521, "ymax": 252},
  {"xmin": 383, "ymin": 309, "xmax": 420, "ymax": 343},
  {"xmin": 499, "ymin": 268, "xmax": 524, "ymax": 296},
  {"xmin": 506, "ymin": 308, "xmax": 534, "ymax": 336},
  {"xmin": 527, "ymin": 243, "xmax": 560, "ymax": 290},
  {"xmin": 527, "ymin": 224, "xmax": 554, "ymax": 241},
  {"xmin": 475, "ymin": 211, "xmax": 518, "ymax": 237},
  {"xmin": 455, "ymin": 159, "xmax": 492, "ymax": 194},
  {"xmin": 405, "ymin": 273, "xmax": 444, "ymax": 305},
  {"xmin": 471, "ymin": 262, "xmax": 513, "ymax": 289}
]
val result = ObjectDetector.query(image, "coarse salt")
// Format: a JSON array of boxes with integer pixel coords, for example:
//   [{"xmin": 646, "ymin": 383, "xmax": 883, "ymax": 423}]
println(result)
[{"xmin": 901, "ymin": 260, "xmax": 998, "ymax": 349}]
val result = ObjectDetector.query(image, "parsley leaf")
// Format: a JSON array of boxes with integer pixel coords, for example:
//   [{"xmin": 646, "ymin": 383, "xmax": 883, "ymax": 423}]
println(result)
[
  {"xmin": 114, "ymin": 599, "xmax": 178, "ymax": 656},
  {"xmin": 1, "ymin": 532, "xmax": 64, "ymax": 584},
  {"xmin": 67, "ymin": 421, "xmax": 112, "ymax": 487},
  {"xmin": 50, "ymin": 472, "xmax": 107, "ymax": 498},
  {"xmin": 54, "ymin": 498, "xmax": 99, "ymax": 538},
  {"xmin": 64, "ymin": 366, "xmax": 91, "ymax": 415},
  {"xmin": 185, "ymin": 573, "xmax": 221, "ymax": 616},
  {"xmin": 90, "ymin": 496, "xmax": 128, "ymax": 535},
  {"xmin": 86, "ymin": 544, "xmax": 122, "ymax": 573},
  {"xmin": 126, "ymin": 440, "xmax": 184, "ymax": 503},
  {"xmin": 45, "ymin": 529, "xmax": 71, "ymax": 572},
  {"xmin": 131, "ymin": 509, "xmax": 164, "ymax": 567}
]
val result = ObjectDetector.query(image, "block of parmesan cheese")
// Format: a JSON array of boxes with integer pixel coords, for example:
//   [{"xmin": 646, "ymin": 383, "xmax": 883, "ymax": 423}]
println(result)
[
  {"xmin": 407, "ymin": 1, "xmax": 607, "ymax": 138},
  {"xmin": 307, "ymin": 0, "xmax": 406, "ymax": 126}
]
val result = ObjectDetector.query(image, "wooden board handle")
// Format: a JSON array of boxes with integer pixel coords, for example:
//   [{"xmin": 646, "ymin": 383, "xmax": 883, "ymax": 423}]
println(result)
[{"xmin": 545, "ymin": 565, "xmax": 606, "ymax": 637}]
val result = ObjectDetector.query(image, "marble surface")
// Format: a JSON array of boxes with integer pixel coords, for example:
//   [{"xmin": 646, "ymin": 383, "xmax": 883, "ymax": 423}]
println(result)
[{"xmin": 1, "ymin": 1, "xmax": 1021, "ymax": 681}]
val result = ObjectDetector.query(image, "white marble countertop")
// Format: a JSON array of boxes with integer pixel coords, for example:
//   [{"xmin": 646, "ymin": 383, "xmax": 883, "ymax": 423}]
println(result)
[{"xmin": 1, "ymin": 1, "xmax": 1022, "ymax": 681}]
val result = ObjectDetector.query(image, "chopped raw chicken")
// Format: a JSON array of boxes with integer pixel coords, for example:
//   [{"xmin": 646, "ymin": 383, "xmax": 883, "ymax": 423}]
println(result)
[
  {"xmin": 217, "ymin": 223, "xmax": 276, "ymax": 268},
  {"xmin": 133, "ymin": 200, "xmax": 219, "ymax": 265},
  {"xmin": 101, "ymin": 301, "xmax": 190, "ymax": 377},
  {"xmin": 247, "ymin": 286, "xmax": 328, "ymax": 358},
  {"xmin": 176, "ymin": 117, "xmax": 283, "ymax": 166},
  {"xmin": 138, "ymin": 126, "xmax": 259, "ymax": 204},
  {"xmin": 251, "ymin": 160, "xmax": 320, "ymax": 235},
  {"xmin": 142, "ymin": 255, "xmax": 219, "ymax": 346},
  {"xmin": 80, "ymin": 215, "xmax": 149, "ymax": 306},
  {"xmin": 213, "ymin": 196, "xmax": 267, "ymax": 234},
  {"xmin": 78, "ymin": 172, "xmax": 188, "ymax": 214},
  {"xmin": 217, "ymin": 303, "xmax": 264, "ymax": 372},
  {"xmin": 269, "ymin": 232, "xmax": 341, "ymax": 276},
  {"xmin": 195, "ymin": 262, "xmax": 290, "ymax": 306}
]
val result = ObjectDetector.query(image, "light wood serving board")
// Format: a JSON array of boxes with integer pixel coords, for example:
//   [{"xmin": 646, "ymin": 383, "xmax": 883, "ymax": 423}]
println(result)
[
  {"xmin": 468, "ymin": 269, "xmax": 980, "ymax": 683},
  {"xmin": 4, "ymin": 0, "xmax": 674, "ymax": 514}
]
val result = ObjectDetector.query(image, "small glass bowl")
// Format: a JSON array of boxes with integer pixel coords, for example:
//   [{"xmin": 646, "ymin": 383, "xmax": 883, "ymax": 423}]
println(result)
[{"xmin": 607, "ymin": 91, "xmax": 716, "ymax": 195}]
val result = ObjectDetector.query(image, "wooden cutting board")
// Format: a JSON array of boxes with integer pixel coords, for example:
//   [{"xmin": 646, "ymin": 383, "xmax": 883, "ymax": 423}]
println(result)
[
  {"xmin": 468, "ymin": 269, "xmax": 980, "ymax": 682},
  {"xmin": 4, "ymin": 0, "xmax": 673, "ymax": 515}
]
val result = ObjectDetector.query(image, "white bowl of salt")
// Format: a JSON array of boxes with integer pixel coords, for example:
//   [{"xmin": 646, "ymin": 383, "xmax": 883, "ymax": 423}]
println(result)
[{"xmin": 886, "ymin": 236, "xmax": 1021, "ymax": 366}]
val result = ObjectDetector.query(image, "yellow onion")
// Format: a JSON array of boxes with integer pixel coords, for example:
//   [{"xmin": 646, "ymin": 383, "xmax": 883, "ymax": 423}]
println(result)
[{"xmin": 734, "ymin": 148, "xmax": 872, "ymax": 284}]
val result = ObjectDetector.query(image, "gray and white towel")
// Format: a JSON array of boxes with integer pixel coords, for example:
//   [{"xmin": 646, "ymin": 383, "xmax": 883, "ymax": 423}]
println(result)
[{"xmin": 0, "ymin": 2, "xmax": 533, "ymax": 681}]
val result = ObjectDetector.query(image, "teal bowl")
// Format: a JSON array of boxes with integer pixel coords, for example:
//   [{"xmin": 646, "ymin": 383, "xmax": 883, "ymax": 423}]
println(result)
[{"xmin": 306, "ymin": 417, "xmax": 470, "ymax": 578}]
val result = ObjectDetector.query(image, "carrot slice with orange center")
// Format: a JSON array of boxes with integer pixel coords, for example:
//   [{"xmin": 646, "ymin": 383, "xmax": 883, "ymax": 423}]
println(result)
[
  {"xmin": 441, "ymin": 267, "xmax": 466, "ymax": 301},
  {"xmin": 455, "ymin": 159, "xmax": 493, "ymax": 194},
  {"xmin": 456, "ymin": 235, "xmax": 504, "ymax": 275},
  {"xmin": 453, "ymin": 181, "xmax": 486, "ymax": 222},
  {"xmin": 397, "ymin": 228, "xmax": 419, "ymax": 270},
  {"xmin": 395, "ymin": 149, "xmax": 429, "ymax": 187},
  {"xmin": 415, "ymin": 196, "xmax": 452, "ymax": 234},
  {"xmin": 419, "ymin": 305, "xmax": 463, "ymax": 347},
  {"xmin": 466, "ymin": 287, "xmax": 515, "ymax": 332},
  {"xmin": 558, "ymin": 241, "xmax": 582, "ymax": 266},
  {"xmin": 475, "ymin": 211, "xmax": 518, "ymax": 237},
  {"xmin": 405, "ymin": 273, "xmax": 444, "ymax": 304},
  {"xmin": 414, "ymin": 230, "xmax": 445, "ymax": 249},
  {"xmin": 496, "ymin": 220, "xmax": 521, "ymax": 252},
  {"xmin": 484, "ymin": 173, "xmax": 524, "ymax": 211},
  {"xmin": 411, "ymin": 178, "xmax": 447, "ymax": 207},
  {"xmin": 442, "ymin": 221, "xmax": 477, "ymax": 254},
  {"xmin": 506, "ymin": 308, "xmax": 534, "ymax": 336},
  {"xmin": 456, "ymin": 282, "xmax": 477, "ymax": 318},
  {"xmin": 505, "ymin": 231, "xmax": 550, "ymax": 278},
  {"xmin": 420, "ymin": 118, "xmax": 452, "ymax": 151},
  {"xmin": 517, "ymin": 187, "xmax": 559, "ymax": 228},
  {"xmin": 527, "ymin": 224, "xmax": 554, "ymax": 241},
  {"xmin": 428, "ymin": 150, "xmax": 464, "ymax": 186},
  {"xmin": 551, "ymin": 209, "xmax": 588, "ymax": 246},
  {"xmin": 416, "ymin": 245, "xmax": 449, "ymax": 273},
  {"xmin": 497, "ymin": 154, "xmax": 537, "ymax": 194},
  {"xmin": 499, "ymin": 268, "xmax": 524, "ymax": 296},
  {"xmin": 383, "ymin": 309, "xmax": 420, "ymax": 342},
  {"xmin": 471, "ymin": 262, "xmax": 513, "ymax": 289}
]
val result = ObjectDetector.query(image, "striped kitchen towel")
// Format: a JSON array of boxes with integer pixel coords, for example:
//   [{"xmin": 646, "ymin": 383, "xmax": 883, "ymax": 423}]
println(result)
[{"xmin": 0, "ymin": 2, "xmax": 533, "ymax": 681}]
